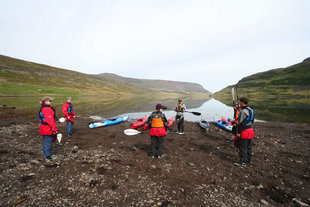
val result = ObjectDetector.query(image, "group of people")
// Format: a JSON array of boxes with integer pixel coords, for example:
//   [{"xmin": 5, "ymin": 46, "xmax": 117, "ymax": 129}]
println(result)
[
  {"xmin": 145, "ymin": 97, "xmax": 255, "ymax": 168},
  {"xmin": 39, "ymin": 96, "xmax": 254, "ymax": 167},
  {"xmin": 39, "ymin": 96, "xmax": 75, "ymax": 160}
]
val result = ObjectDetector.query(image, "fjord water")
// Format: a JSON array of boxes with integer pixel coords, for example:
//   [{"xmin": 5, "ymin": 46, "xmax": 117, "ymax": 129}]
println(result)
[
  {"xmin": 121, "ymin": 98, "xmax": 234, "ymax": 122},
  {"xmin": 1, "ymin": 96, "xmax": 309, "ymax": 123}
]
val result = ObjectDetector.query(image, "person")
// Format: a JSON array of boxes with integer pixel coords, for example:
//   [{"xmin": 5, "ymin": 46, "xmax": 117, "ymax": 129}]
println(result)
[
  {"xmin": 39, "ymin": 96, "xmax": 58, "ymax": 161},
  {"xmin": 234, "ymin": 97, "xmax": 255, "ymax": 167},
  {"xmin": 232, "ymin": 102, "xmax": 240, "ymax": 136},
  {"xmin": 174, "ymin": 99, "xmax": 186, "ymax": 134},
  {"xmin": 62, "ymin": 97, "xmax": 76, "ymax": 138},
  {"xmin": 146, "ymin": 103, "xmax": 169, "ymax": 158}
]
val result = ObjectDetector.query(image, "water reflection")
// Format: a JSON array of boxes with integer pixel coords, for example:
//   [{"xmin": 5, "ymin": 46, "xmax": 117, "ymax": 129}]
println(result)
[
  {"xmin": 122, "ymin": 99, "xmax": 234, "ymax": 122},
  {"xmin": 1, "ymin": 95, "xmax": 309, "ymax": 123}
]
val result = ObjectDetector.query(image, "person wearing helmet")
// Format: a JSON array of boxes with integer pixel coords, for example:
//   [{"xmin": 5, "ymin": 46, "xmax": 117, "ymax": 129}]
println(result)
[{"xmin": 146, "ymin": 103, "xmax": 169, "ymax": 158}]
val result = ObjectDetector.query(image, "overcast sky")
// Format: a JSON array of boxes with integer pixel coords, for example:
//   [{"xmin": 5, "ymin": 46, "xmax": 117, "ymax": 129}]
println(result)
[{"xmin": 0, "ymin": 0, "xmax": 309, "ymax": 92}]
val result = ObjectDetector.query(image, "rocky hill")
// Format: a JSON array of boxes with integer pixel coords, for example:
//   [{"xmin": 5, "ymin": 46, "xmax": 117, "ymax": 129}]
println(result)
[{"xmin": 0, "ymin": 55, "xmax": 210, "ymax": 97}]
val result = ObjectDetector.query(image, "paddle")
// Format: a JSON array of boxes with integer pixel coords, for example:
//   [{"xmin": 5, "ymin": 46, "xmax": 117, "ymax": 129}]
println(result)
[
  {"xmin": 232, "ymin": 87, "xmax": 235, "ymax": 107},
  {"xmin": 124, "ymin": 129, "xmax": 142, "ymax": 136},
  {"xmin": 124, "ymin": 128, "xmax": 193, "ymax": 136},
  {"xmin": 162, "ymin": 105, "xmax": 201, "ymax": 116},
  {"xmin": 184, "ymin": 111, "xmax": 201, "ymax": 116}
]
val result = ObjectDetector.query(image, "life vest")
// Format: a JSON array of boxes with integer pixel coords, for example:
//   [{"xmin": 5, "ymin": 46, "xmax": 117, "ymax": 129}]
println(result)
[
  {"xmin": 233, "ymin": 107, "xmax": 240, "ymax": 124},
  {"xmin": 39, "ymin": 105, "xmax": 56, "ymax": 125},
  {"xmin": 239, "ymin": 107, "xmax": 254, "ymax": 130},
  {"xmin": 245, "ymin": 107, "xmax": 254, "ymax": 126},
  {"xmin": 176, "ymin": 104, "xmax": 184, "ymax": 112},
  {"xmin": 66, "ymin": 103, "xmax": 74, "ymax": 114},
  {"xmin": 151, "ymin": 116, "xmax": 164, "ymax": 128}
]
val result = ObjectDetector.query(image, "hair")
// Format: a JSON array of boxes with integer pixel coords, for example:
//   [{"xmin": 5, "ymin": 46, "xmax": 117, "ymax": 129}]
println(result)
[{"xmin": 239, "ymin": 97, "xmax": 248, "ymax": 105}]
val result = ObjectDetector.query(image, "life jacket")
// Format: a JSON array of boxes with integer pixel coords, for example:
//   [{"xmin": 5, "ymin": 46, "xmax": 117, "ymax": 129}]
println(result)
[
  {"xmin": 151, "ymin": 113, "xmax": 164, "ymax": 128},
  {"xmin": 176, "ymin": 104, "xmax": 184, "ymax": 112},
  {"xmin": 239, "ymin": 106, "xmax": 254, "ymax": 130},
  {"xmin": 66, "ymin": 103, "xmax": 74, "ymax": 114},
  {"xmin": 39, "ymin": 105, "xmax": 56, "ymax": 125},
  {"xmin": 233, "ymin": 107, "xmax": 240, "ymax": 124},
  {"xmin": 245, "ymin": 107, "xmax": 254, "ymax": 126}
]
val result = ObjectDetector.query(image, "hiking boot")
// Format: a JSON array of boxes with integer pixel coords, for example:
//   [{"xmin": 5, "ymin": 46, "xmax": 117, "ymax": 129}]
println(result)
[
  {"xmin": 45, "ymin": 155, "xmax": 57, "ymax": 161},
  {"xmin": 234, "ymin": 162, "xmax": 246, "ymax": 167},
  {"xmin": 67, "ymin": 134, "xmax": 72, "ymax": 138}
]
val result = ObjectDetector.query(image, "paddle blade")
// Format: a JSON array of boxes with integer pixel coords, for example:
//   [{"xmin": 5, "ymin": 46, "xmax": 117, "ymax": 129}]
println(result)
[
  {"xmin": 124, "ymin": 129, "xmax": 141, "ymax": 136},
  {"xmin": 190, "ymin": 111, "xmax": 201, "ymax": 116},
  {"xmin": 232, "ymin": 87, "xmax": 235, "ymax": 101}
]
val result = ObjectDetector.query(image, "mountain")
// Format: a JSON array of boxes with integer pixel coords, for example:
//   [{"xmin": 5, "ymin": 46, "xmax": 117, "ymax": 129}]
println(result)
[
  {"xmin": 213, "ymin": 59, "xmax": 310, "ymax": 102},
  {"xmin": 99, "ymin": 73, "xmax": 209, "ymax": 93},
  {"xmin": 0, "ymin": 54, "xmax": 210, "ymax": 97}
]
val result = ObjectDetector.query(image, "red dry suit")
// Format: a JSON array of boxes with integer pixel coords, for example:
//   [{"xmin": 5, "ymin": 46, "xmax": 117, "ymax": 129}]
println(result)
[
  {"xmin": 39, "ymin": 104, "xmax": 58, "ymax": 135},
  {"xmin": 62, "ymin": 102, "xmax": 75, "ymax": 122}
]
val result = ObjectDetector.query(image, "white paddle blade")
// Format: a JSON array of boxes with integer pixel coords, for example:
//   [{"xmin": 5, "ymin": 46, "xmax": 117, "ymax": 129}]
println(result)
[
  {"xmin": 124, "ymin": 129, "xmax": 141, "ymax": 136},
  {"xmin": 232, "ymin": 87, "xmax": 235, "ymax": 101},
  {"xmin": 57, "ymin": 133, "xmax": 62, "ymax": 143}
]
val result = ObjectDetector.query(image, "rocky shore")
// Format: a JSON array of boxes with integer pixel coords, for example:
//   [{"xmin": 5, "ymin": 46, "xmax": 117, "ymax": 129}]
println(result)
[{"xmin": 0, "ymin": 110, "xmax": 309, "ymax": 206}]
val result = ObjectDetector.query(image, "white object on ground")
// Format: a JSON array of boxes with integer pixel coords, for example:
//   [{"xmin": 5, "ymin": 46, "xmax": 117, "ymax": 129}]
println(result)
[
  {"xmin": 124, "ymin": 129, "xmax": 141, "ymax": 136},
  {"xmin": 59, "ymin": 117, "xmax": 65, "ymax": 123},
  {"xmin": 57, "ymin": 133, "xmax": 62, "ymax": 143}
]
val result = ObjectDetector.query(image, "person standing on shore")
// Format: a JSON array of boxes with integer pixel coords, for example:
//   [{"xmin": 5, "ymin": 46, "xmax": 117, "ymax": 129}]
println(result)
[
  {"xmin": 174, "ymin": 99, "xmax": 186, "ymax": 134},
  {"xmin": 146, "ymin": 103, "xmax": 169, "ymax": 158},
  {"xmin": 234, "ymin": 97, "xmax": 255, "ymax": 167},
  {"xmin": 39, "ymin": 96, "xmax": 58, "ymax": 161},
  {"xmin": 62, "ymin": 97, "xmax": 76, "ymax": 138}
]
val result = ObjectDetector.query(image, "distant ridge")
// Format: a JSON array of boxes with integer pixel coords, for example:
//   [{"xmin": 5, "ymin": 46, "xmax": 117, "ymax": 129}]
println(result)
[
  {"xmin": 0, "ymin": 54, "xmax": 210, "ymax": 96},
  {"xmin": 99, "ymin": 73, "xmax": 209, "ymax": 93}
]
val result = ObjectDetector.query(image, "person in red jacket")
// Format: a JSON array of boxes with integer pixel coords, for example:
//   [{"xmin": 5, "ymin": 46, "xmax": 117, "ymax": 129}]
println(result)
[
  {"xmin": 39, "ymin": 96, "xmax": 58, "ymax": 160},
  {"xmin": 62, "ymin": 97, "xmax": 75, "ymax": 138},
  {"xmin": 146, "ymin": 103, "xmax": 169, "ymax": 158},
  {"xmin": 234, "ymin": 97, "xmax": 255, "ymax": 167}
]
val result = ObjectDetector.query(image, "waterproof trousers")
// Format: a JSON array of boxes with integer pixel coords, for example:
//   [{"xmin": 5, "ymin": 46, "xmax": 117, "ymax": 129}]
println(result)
[
  {"xmin": 150, "ymin": 136, "xmax": 165, "ymax": 157},
  {"xmin": 176, "ymin": 115, "xmax": 184, "ymax": 132},
  {"xmin": 238, "ymin": 139, "xmax": 253, "ymax": 163}
]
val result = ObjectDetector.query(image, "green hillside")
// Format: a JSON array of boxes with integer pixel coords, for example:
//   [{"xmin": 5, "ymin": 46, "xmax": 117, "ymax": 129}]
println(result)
[
  {"xmin": 0, "ymin": 55, "xmax": 210, "ymax": 97},
  {"xmin": 213, "ymin": 59, "xmax": 310, "ymax": 123},
  {"xmin": 213, "ymin": 60, "xmax": 310, "ymax": 102}
]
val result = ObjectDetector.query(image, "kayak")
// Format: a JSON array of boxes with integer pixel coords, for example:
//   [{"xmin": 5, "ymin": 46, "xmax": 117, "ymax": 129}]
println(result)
[
  {"xmin": 142, "ymin": 116, "xmax": 174, "ymax": 130},
  {"xmin": 131, "ymin": 116, "xmax": 147, "ymax": 129},
  {"xmin": 199, "ymin": 120, "xmax": 210, "ymax": 129},
  {"xmin": 89, "ymin": 115, "xmax": 130, "ymax": 128},
  {"xmin": 213, "ymin": 117, "xmax": 233, "ymax": 131},
  {"xmin": 167, "ymin": 117, "xmax": 174, "ymax": 128}
]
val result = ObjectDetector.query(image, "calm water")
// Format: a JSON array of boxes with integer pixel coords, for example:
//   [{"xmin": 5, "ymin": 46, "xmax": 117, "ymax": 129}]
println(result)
[
  {"xmin": 1, "ymin": 96, "xmax": 309, "ymax": 123},
  {"xmin": 120, "ymin": 98, "xmax": 234, "ymax": 122}
]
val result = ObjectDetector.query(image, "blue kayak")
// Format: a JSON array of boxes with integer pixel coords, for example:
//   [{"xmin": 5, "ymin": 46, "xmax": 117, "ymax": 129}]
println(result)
[
  {"xmin": 199, "ymin": 120, "xmax": 210, "ymax": 129},
  {"xmin": 89, "ymin": 115, "xmax": 130, "ymax": 128},
  {"xmin": 213, "ymin": 117, "xmax": 233, "ymax": 131}
]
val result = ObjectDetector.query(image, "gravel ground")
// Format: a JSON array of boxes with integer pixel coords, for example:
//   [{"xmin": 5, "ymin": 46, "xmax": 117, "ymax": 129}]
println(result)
[{"xmin": 0, "ymin": 108, "xmax": 309, "ymax": 206}]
